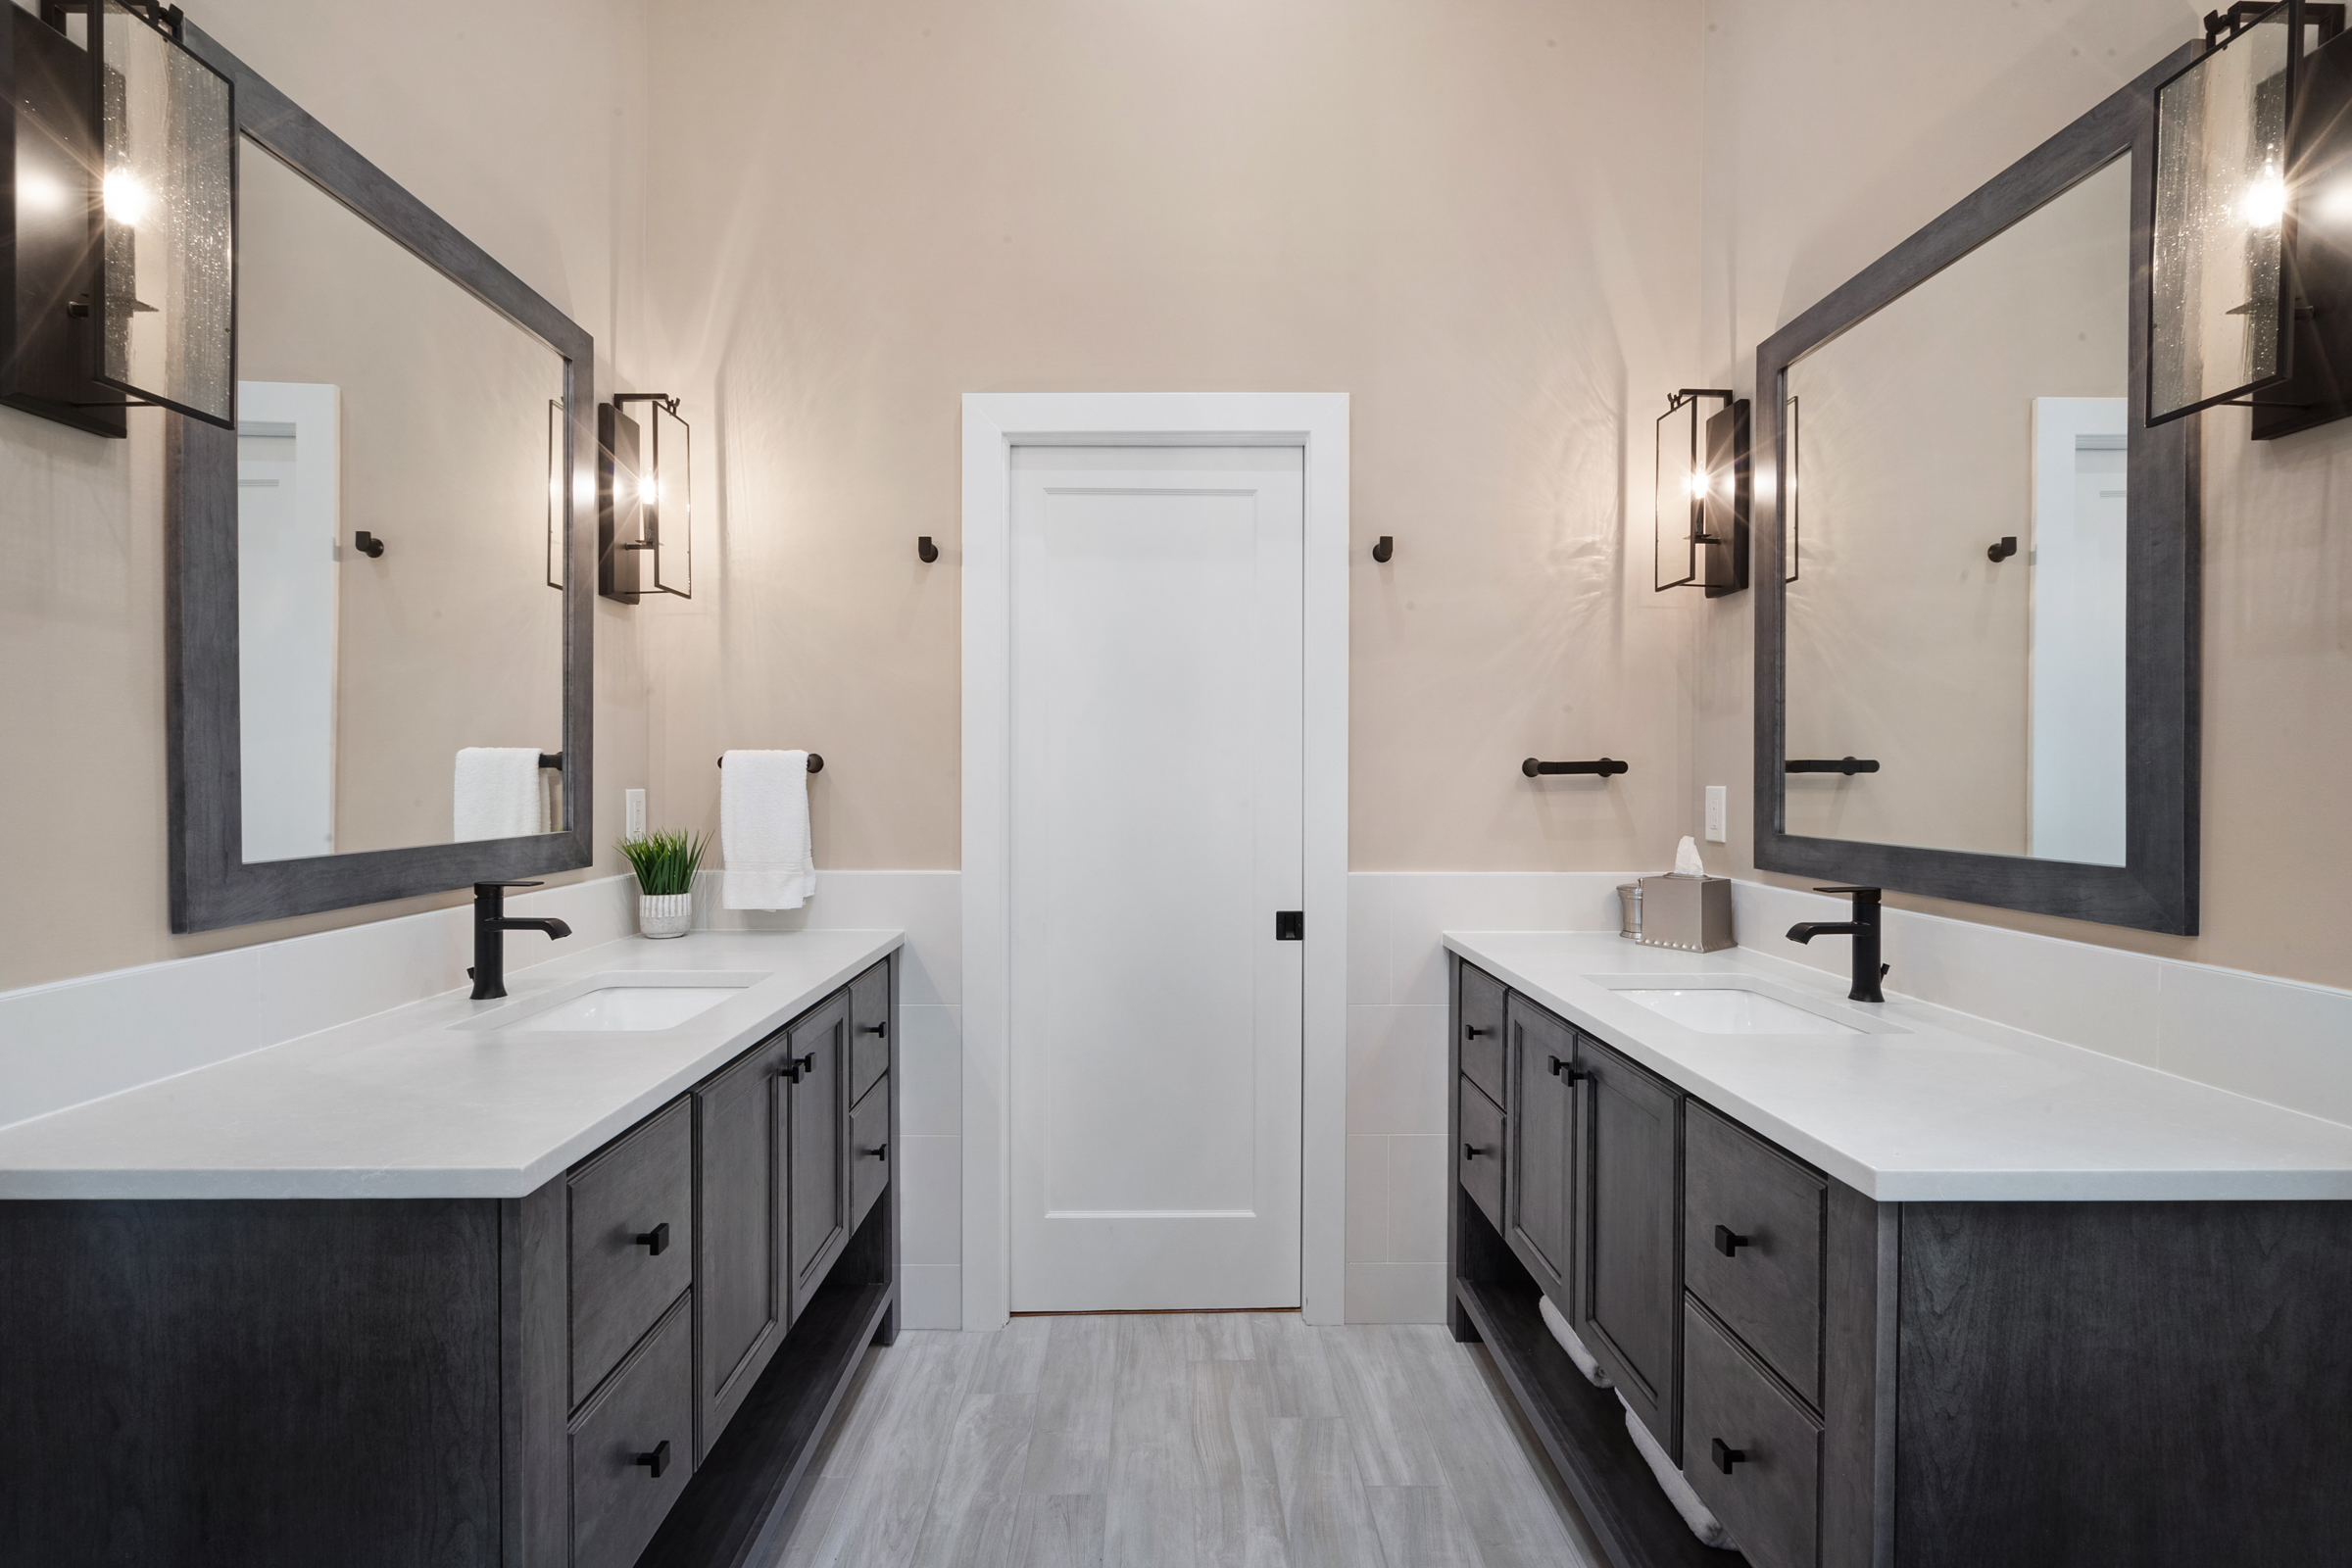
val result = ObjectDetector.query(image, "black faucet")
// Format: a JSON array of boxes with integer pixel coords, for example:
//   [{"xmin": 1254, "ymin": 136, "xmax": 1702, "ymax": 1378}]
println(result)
[
  {"xmin": 470, "ymin": 881, "xmax": 572, "ymax": 1001},
  {"xmin": 1786, "ymin": 885, "xmax": 1887, "ymax": 1004}
]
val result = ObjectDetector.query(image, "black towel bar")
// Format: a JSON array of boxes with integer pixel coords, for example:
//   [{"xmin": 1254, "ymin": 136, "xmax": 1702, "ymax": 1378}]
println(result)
[
  {"xmin": 716, "ymin": 754, "xmax": 823, "ymax": 773},
  {"xmin": 1786, "ymin": 757, "xmax": 1880, "ymax": 775},
  {"xmin": 1522, "ymin": 758, "xmax": 1629, "ymax": 778}
]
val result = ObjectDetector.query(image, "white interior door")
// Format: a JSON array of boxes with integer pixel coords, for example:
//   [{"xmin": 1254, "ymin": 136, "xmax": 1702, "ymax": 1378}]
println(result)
[
  {"xmin": 2028, "ymin": 396, "xmax": 2128, "ymax": 866},
  {"xmin": 236, "ymin": 381, "xmax": 342, "ymax": 863},
  {"xmin": 1008, "ymin": 445, "xmax": 1304, "ymax": 1311}
]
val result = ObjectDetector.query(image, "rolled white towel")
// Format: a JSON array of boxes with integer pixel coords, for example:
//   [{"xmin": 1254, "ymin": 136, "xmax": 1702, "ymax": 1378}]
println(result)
[
  {"xmin": 1538, "ymin": 1293, "xmax": 1613, "ymax": 1389},
  {"xmin": 1621, "ymin": 1393, "xmax": 1738, "ymax": 1551},
  {"xmin": 721, "ymin": 749, "xmax": 817, "ymax": 910}
]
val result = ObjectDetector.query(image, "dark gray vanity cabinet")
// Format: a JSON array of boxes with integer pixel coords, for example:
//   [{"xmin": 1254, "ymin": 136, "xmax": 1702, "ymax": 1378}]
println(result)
[
  {"xmin": 785, "ymin": 992, "xmax": 851, "ymax": 1319},
  {"xmin": 693, "ymin": 1030, "xmax": 797, "ymax": 1456},
  {"xmin": 1573, "ymin": 1034, "xmax": 1684, "ymax": 1460},
  {"xmin": 0, "ymin": 955, "xmax": 900, "ymax": 1568},
  {"xmin": 1505, "ymin": 996, "xmax": 1576, "ymax": 1303},
  {"xmin": 1446, "ymin": 955, "xmax": 2352, "ymax": 1568}
]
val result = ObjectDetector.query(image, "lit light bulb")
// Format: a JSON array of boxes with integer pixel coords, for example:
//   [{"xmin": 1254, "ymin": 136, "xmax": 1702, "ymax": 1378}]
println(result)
[
  {"xmin": 2243, "ymin": 172, "xmax": 2286, "ymax": 229},
  {"xmin": 1685, "ymin": 470, "xmax": 1706, "ymax": 500},
  {"xmin": 103, "ymin": 169, "xmax": 149, "ymax": 224}
]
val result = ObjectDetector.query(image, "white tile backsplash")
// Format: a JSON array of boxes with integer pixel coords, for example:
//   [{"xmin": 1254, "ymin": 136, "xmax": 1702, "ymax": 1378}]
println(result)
[
  {"xmin": 2159, "ymin": 962, "xmax": 2352, "ymax": 1129},
  {"xmin": 0, "ymin": 874, "xmax": 636, "ymax": 1130}
]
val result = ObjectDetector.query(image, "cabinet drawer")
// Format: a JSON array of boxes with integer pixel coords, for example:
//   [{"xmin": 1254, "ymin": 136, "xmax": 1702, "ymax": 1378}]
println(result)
[
  {"xmin": 1459, "ymin": 1076, "xmax": 1505, "ymax": 1233},
  {"xmin": 570, "ymin": 1100, "xmax": 694, "ymax": 1403},
  {"xmin": 1684, "ymin": 1101, "xmax": 1825, "ymax": 1399},
  {"xmin": 1682, "ymin": 1300, "xmax": 1820, "ymax": 1568},
  {"xmin": 850, "ymin": 958, "xmax": 891, "ymax": 1105},
  {"xmin": 1459, "ymin": 961, "xmax": 1508, "ymax": 1107},
  {"xmin": 571, "ymin": 1292, "xmax": 695, "ymax": 1568},
  {"xmin": 852, "ymin": 1073, "xmax": 890, "ymax": 1230}
]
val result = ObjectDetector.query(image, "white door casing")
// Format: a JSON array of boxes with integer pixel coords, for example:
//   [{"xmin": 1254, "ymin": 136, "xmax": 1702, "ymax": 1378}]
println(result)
[
  {"xmin": 963, "ymin": 392, "xmax": 1349, "ymax": 1329},
  {"xmin": 1008, "ymin": 447, "xmax": 1303, "ymax": 1311}
]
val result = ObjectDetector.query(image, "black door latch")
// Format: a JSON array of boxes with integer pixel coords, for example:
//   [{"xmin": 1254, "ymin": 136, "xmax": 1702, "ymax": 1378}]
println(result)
[{"xmin": 1274, "ymin": 911, "xmax": 1304, "ymax": 941}]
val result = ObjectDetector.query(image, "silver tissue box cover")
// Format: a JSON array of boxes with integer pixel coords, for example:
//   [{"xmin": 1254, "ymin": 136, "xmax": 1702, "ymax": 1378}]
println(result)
[{"xmin": 1635, "ymin": 874, "xmax": 1734, "ymax": 953}]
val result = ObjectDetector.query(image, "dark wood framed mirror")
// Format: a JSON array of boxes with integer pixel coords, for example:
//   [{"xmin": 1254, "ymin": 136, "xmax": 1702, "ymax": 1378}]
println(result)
[
  {"xmin": 165, "ymin": 21, "xmax": 593, "ymax": 932},
  {"xmin": 1754, "ymin": 44, "xmax": 2201, "ymax": 935}
]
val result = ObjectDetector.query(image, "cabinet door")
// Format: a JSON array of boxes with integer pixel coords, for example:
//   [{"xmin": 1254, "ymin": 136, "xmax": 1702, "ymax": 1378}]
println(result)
[
  {"xmin": 786, "ymin": 992, "xmax": 851, "ymax": 1314},
  {"xmin": 1506, "ymin": 997, "xmax": 1576, "ymax": 1303},
  {"xmin": 1575, "ymin": 1032, "xmax": 1683, "ymax": 1458},
  {"xmin": 693, "ymin": 1029, "xmax": 793, "ymax": 1455}
]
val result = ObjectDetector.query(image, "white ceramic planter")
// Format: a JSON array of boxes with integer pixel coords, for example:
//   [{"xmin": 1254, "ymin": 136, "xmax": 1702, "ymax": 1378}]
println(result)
[{"xmin": 637, "ymin": 892, "xmax": 692, "ymax": 939}]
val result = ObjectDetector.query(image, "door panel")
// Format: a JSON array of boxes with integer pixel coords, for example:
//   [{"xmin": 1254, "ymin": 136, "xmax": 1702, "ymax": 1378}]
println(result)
[
  {"xmin": 693, "ymin": 1030, "xmax": 791, "ymax": 1454},
  {"xmin": 1507, "ymin": 998, "xmax": 1576, "ymax": 1303},
  {"xmin": 1577, "ymin": 1033, "xmax": 1683, "ymax": 1457},
  {"xmin": 787, "ymin": 994, "xmax": 849, "ymax": 1314},
  {"xmin": 1008, "ymin": 446, "xmax": 1304, "ymax": 1310}
]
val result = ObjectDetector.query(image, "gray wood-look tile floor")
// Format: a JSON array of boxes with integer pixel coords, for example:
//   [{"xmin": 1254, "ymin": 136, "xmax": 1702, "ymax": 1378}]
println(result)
[{"xmin": 773, "ymin": 1314, "xmax": 1607, "ymax": 1568}]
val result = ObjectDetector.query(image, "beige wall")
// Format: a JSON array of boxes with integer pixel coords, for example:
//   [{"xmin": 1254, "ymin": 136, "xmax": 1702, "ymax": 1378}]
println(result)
[
  {"xmin": 0, "ymin": 0, "xmax": 651, "ymax": 991},
  {"xmin": 1695, "ymin": 0, "xmax": 2352, "ymax": 990},
  {"xmin": 1784, "ymin": 156, "xmax": 2130, "ymax": 856},
  {"xmin": 637, "ymin": 0, "xmax": 1708, "ymax": 874}
]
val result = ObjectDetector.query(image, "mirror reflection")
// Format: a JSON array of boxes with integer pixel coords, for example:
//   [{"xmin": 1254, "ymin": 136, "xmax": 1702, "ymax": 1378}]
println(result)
[
  {"xmin": 1783, "ymin": 155, "xmax": 2131, "ymax": 866},
  {"xmin": 234, "ymin": 136, "xmax": 566, "ymax": 863}
]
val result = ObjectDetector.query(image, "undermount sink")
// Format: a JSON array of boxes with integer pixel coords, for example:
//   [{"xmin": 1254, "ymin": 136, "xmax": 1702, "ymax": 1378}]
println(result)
[
  {"xmin": 456, "ymin": 974, "xmax": 771, "ymax": 1034},
  {"xmin": 1612, "ymin": 987, "xmax": 1861, "ymax": 1036},
  {"xmin": 514, "ymin": 985, "xmax": 749, "ymax": 1032}
]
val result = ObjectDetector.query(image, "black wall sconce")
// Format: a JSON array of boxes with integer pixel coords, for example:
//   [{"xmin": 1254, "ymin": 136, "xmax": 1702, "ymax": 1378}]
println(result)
[
  {"xmin": 1654, "ymin": 388, "xmax": 1749, "ymax": 597},
  {"xmin": 2150, "ymin": 0, "xmax": 2352, "ymax": 437},
  {"xmin": 1, "ymin": 0, "xmax": 236, "ymax": 437},
  {"xmin": 599, "ymin": 392, "xmax": 690, "ymax": 603}
]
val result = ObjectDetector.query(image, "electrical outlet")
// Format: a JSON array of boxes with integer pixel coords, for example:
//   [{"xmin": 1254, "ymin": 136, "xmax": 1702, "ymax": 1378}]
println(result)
[
  {"xmin": 625, "ymin": 788, "xmax": 647, "ymax": 840},
  {"xmin": 1704, "ymin": 785, "xmax": 1728, "ymax": 843}
]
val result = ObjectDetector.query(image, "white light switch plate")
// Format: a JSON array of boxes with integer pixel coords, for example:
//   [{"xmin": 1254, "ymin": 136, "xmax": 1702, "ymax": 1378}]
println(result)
[
  {"xmin": 1704, "ymin": 785, "xmax": 1728, "ymax": 843},
  {"xmin": 625, "ymin": 788, "xmax": 647, "ymax": 839}
]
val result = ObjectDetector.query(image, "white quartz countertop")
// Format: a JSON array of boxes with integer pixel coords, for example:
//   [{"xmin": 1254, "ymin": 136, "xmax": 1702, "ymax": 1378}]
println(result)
[
  {"xmin": 0, "ymin": 929, "xmax": 902, "ymax": 1200},
  {"xmin": 1445, "ymin": 931, "xmax": 2352, "ymax": 1201}
]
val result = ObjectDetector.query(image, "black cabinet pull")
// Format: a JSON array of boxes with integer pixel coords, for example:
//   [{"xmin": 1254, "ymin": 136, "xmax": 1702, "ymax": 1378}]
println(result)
[
  {"xmin": 1546, "ymin": 1055, "xmax": 1589, "ymax": 1084},
  {"xmin": 635, "ymin": 1440, "xmax": 671, "ymax": 1478},
  {"xmin": 781, "ymin": 1052, "xmax": 816, "ymax": 1083},
  {"xmin": 859, "ymin": 1020, "xmax": 888, "ymax": 1038},
  {"xmin": 1714, "ymin": 1224, "xmax": 1749, "ymax": 1257},
  {"xmin": 863, "ymin": 1142, "xmax": 889, "ymax": 1161},
  {"xmin": 1711, "ymin": 1438, "xmax": 1745, "ymax": 1474},
  {"xmin": 1463, "ymin": 1143, "xmax": 1484, "ymax": 1161},
  {"xmin": 635, "ymin": 1222, "xmax": 670, "ymax": 1256},
  {"xmin": 1464, "ymin": 1025, "xmax": 1494, "ymax": 1039}
]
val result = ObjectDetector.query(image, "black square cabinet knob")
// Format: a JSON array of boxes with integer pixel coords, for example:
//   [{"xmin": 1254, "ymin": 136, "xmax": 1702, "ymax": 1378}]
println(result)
[{"xmin": 1274, "ymin": 911, "xmax": 1304, "ymax": 941}]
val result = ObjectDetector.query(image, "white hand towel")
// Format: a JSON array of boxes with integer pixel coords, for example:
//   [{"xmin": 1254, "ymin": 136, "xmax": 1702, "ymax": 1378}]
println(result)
[
  {"xmin": 455, "ymin": 748, "xmax": 548, "ymax": 841},
  {"xmin": 1621, "ymin": 1393, "xmax": 1738, "ymax": 1550},
  {"xmin": 1539, "ymin": 1293, "xmax": 1613, "ymax": 1389},
  {"xmin": 722, "ymin": 749, "xmax": 817, "ymax": 910}
]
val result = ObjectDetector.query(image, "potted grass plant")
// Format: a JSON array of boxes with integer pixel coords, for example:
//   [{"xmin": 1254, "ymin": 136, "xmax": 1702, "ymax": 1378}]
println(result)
[{"xmin": 618, "ymin": 828, "xmax": 707, "ymax": 939}]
